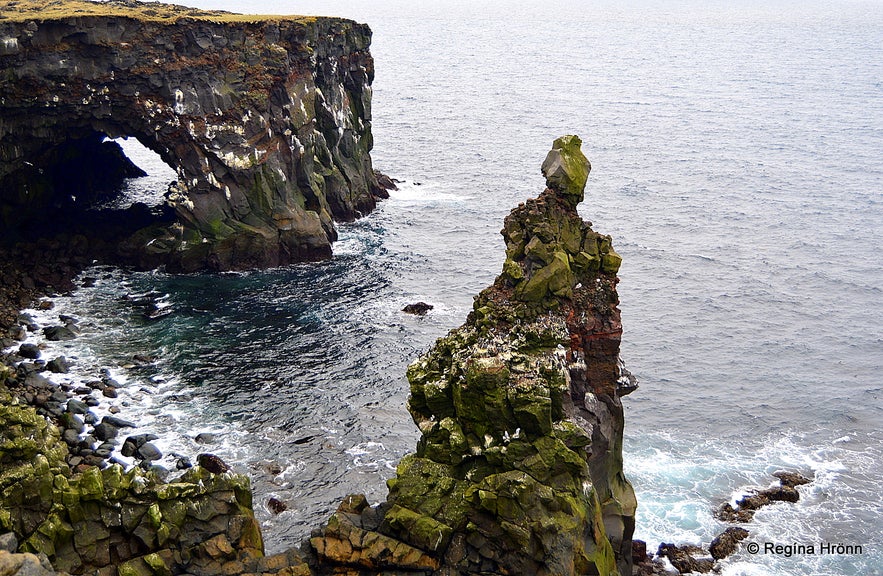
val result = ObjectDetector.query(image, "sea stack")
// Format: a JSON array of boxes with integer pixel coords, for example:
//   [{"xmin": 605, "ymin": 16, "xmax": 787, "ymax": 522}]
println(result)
[{"xmin": 309, "ymin": 135, "xmax": 637, "ymax": 575}]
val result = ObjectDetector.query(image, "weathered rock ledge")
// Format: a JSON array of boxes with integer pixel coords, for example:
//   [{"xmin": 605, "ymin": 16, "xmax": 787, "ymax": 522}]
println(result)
[
  {"xmin": 0, "ymin": 0, "xmax": 388, "ymax": 271},
  {"xmin": 0, "ymin": 372, "xmax": 263, "ymax": 576}
]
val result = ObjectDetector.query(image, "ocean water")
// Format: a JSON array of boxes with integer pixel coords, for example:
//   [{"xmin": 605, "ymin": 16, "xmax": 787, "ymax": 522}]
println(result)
[{"xmin": 8, "ymin": 1, "xmax": 883, "ymax": 574}]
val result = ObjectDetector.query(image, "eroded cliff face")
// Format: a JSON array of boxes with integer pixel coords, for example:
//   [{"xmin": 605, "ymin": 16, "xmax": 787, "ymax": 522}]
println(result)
[
  {"xmin": 0, "ymin": 0, "xmax": 384, "ymax": 270},
  {"xmin": 0, "ymin": 136, "xmax": 637, "ymax": 576}
]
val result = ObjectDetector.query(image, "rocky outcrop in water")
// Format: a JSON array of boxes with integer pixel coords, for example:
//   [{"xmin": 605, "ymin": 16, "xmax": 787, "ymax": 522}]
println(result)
[
  {"xmin": 0, "ymin": 0, "xmax": 387, "ymax": 270},
  {"xmin": 298, "ymin": 135, "xmax": 637, "ymax": 575},
  {"xmin": 654, "ymin": 471, "xmax": 813, "ymax": 574},
  {"xmin": 0, "ymin": 135, "xmax": 636, "ymax": 575}
]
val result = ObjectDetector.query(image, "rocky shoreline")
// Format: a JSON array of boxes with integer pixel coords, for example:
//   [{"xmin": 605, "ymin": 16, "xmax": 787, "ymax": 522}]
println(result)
[
  {"xmin": 0, "ymin": 135, "xmax": 634, "ymax": 575},
  {"xmin": 0, "ymin": 131, "xmax": 818, "ymax": 576}
]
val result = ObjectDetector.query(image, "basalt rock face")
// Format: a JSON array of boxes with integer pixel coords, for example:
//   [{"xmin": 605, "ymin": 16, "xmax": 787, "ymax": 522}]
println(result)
[
  {"xmin": 0, "ymin": 0, "xmax": 383, "ymax": 270},
  {"xmin": 0, "ymin": 372, "xmax": 264, "ymax": 576},
  {"xmin": 305, "ymin": 135, "xmax": 637, "ymax": 576}
]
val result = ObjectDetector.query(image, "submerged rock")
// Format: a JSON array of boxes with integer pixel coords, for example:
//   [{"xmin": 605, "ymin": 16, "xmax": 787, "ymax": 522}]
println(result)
[
  {"xmin": 402, "ymin": 302, "xmax": 434, "ymax": 315},
  {"xmin": 267, "ymin": 497, "xmax": 288, "ymax": 515}
]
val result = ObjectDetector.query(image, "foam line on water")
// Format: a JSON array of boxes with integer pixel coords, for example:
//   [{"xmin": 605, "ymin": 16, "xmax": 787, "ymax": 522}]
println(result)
[{"xmin": 625, "ymin": 429, "xmax": 882, "ymax": 574}]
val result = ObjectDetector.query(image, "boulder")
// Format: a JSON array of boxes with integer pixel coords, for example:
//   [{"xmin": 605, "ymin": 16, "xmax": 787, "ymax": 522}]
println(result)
[
  {"xmin": 0, "ymin": 532, "xmax": 18, "ymax": 553},
  {"xmin": 195, "ymin": 432, "xmax": 218, "ymax": 445},
  {"xmin": 267, "ymin": 498, "xmax": 287, "ymax": 514},
  {"xmin": 710, "ymin": 527, "xmax": 749, "ymax": 560},
  {"xmin": 17, "ymin": 343, "xmax": 40, "ymax": 360},
  {"xmin": 773, "ymin": 470, "xmax": 812, "ymax": 487},
  {"xmin": 135, "ymin": 443, "xmax": 162, "ymax": 462},
  {"xmin": 540, "ymin": 134, "xmax": 591, "ymax": 207},
  {"xmin": 657, "ymin": 543, "xmax": 714, "ymax": 574},
  {"xmin": 102, "ymin": 416, "xmax": 136, "ymax": 429},
  {"xmin": 91, "ymin": 423, "xmax": 118, "ymax": 441},
  {"xmin": 402, "ymin": 302, "xmax": 433, "ymax": 315},
  {"xmin": 46, "ymin": 356, "xmax": 69, "ymax": 374},
  {"xmin": 120, "ymin": 434, "xmax": 159, "ymax": 458},
  {"xmin": 197, "ymin": 453, "xmax": 231, "ymax": 474},
  {"xmin": 43, "ymin": 326, "xmax": 76, "ymax": 341}
]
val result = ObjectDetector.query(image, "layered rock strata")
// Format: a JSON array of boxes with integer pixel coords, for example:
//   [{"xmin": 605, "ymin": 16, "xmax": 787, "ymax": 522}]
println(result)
[
  {"xmin": 0, "ymin": 0, "xmax": 385, "ymax": 270},
  {"xmin": 0, "ymin": 135, "xmax": 636, "ymax": 575}
]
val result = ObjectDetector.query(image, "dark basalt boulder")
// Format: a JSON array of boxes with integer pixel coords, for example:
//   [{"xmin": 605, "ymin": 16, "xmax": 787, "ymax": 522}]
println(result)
[
  {"xmin": 16, "ymin": 343, "xmax": 39, "ymax": 360},
  {"xmin": 402, "ymin": 302, "xmax": 433, "ymax": 315},
  {"xmin": 773, "ymin": 470, "xmax": 812, "ymax": 487},
  {"xmin": 45, "ymin": 356, "xmax": 69, "ymax": 374},
  {"xmin": 709, "ymin": 527, "xmax": 749, "ymax": 560},
  {"xmin": 267, "ymin": 497, "xmax": 288, "ymax": 514},
  {"xmin": 715, "ymin": 471, "xmax": 810, "ymax": 522},
  {"xmin": 197, "ymin": 453, "xmax": 231, "ymax": 474},
  {"xmin": 657, "ymin": 543, "xmax": 715, "ymax": 574},
  {"xmin": 42, "ymin": 326, "xmax": 76, "ymax": 342}
]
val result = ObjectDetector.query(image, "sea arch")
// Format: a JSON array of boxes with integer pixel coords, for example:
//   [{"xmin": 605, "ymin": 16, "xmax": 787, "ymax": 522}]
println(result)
[{"xmin": 0, "ymin": 5, "xmax": 383, "ymax": 270}]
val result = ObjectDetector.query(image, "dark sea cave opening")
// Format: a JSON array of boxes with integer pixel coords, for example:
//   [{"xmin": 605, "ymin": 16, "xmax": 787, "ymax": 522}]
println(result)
[{"xmin": 0, "ymin": 131, "xmax": 177, "ymax": 261}]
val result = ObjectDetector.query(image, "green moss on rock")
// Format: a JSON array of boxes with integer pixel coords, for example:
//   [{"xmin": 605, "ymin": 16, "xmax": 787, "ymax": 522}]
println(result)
[
  {"xmin": 377, "ymin": 136, "xmax": 634, "ymax": 575},
  {"xmin": 541, "ymin": 134, "xmax": 591, "ymax": 206},
  {"xmin": 0, "ymin": 383, "xmax": 264, "ymax": 574}
]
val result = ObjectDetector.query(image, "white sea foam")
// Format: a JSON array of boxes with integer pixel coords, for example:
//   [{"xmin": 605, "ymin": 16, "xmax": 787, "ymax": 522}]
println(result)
[{"xmin": 387, "ymin": 182, "xmax": 471, "ymax": 205}]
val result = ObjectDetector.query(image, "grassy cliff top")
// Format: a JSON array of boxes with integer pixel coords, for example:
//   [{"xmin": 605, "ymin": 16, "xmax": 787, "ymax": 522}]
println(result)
[{"xmin": 0, "ymin": 0, "xmax": 317, "ymax": 24}]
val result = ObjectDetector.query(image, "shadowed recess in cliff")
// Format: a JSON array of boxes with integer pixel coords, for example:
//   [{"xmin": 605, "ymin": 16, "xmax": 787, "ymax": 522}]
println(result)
[{"xmin": 0, "ymin": 0, "xmax": 390, "ymax": 271}]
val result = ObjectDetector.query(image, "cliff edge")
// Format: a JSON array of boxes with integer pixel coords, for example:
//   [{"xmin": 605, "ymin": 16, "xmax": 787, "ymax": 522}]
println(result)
[{"xmin": 0, "ymin": 0, "xmax": 386, "ymax": 270}]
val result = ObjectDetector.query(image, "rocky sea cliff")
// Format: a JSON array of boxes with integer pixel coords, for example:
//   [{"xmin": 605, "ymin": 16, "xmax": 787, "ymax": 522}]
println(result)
[
  {"xmin": 1, "ymin": 129, "xmax": 640, "ymax": 573},
  {"xmin": 1, "ymin": 1, "xmax": 817, "ymax": 575},
  {"xmin": 0, "ymin": 0, "xmax": 389, "ymax": 271}
]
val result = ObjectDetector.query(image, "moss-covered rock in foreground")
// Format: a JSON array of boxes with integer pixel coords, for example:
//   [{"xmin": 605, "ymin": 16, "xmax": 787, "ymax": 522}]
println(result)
[
  {"xmin": 0, "ymin": 385, "xmax": 263, "ymax": 576},
  {"xmin": 307, "ymin": 135, "xmax": 637, "ymax": 576}
]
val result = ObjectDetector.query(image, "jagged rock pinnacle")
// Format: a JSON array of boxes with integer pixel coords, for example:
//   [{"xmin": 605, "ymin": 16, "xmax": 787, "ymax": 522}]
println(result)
[
  {"xmin": 499, "ymin": 135, "xmax": 620, "ymax": 304},
  {"xmin": 541, "ymin": 134, "xmax": 591, "ymax": 207}
]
